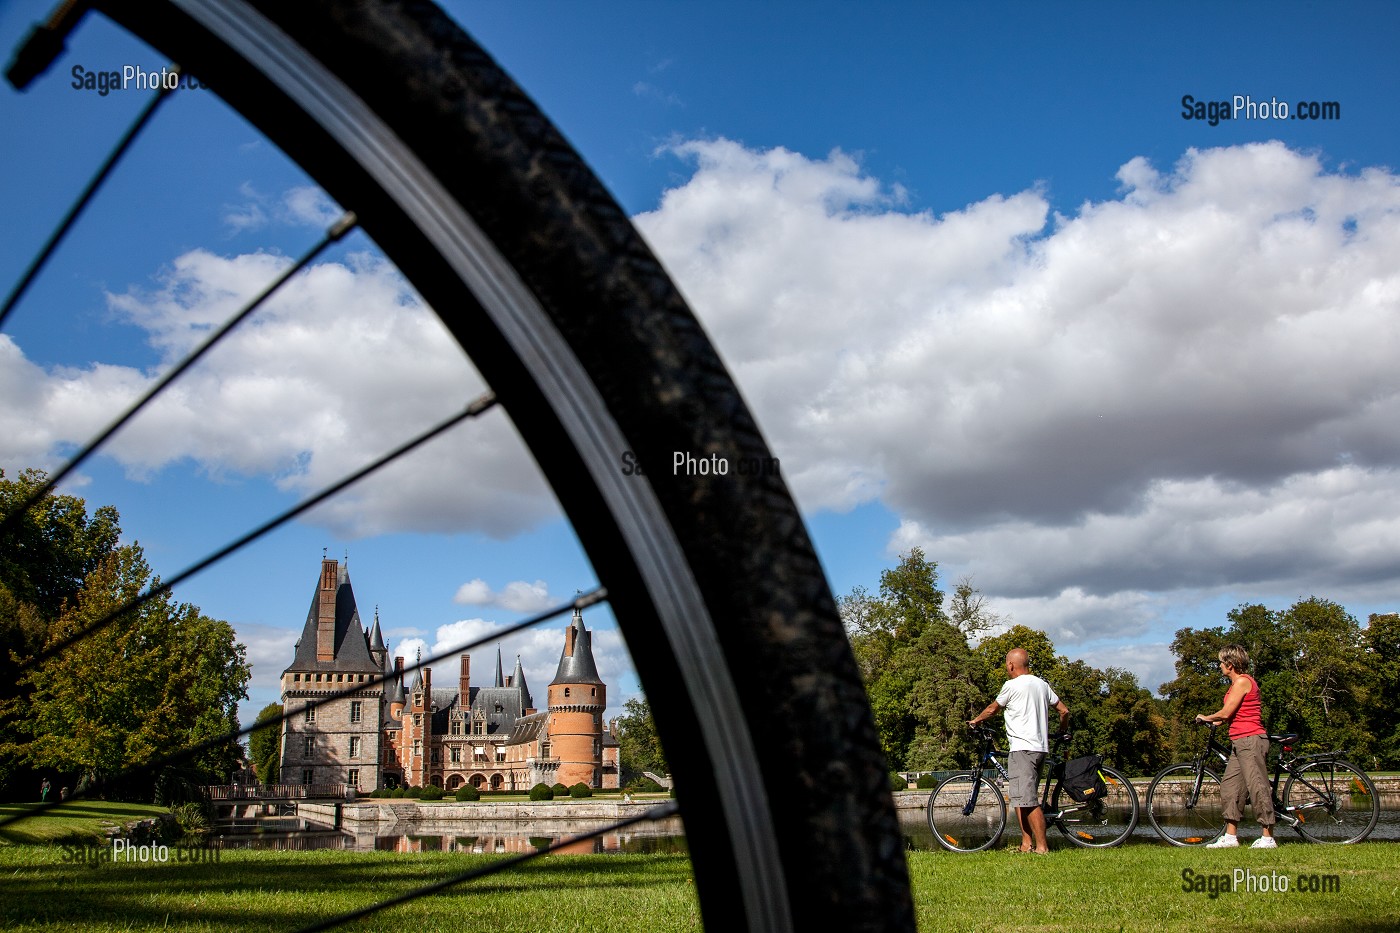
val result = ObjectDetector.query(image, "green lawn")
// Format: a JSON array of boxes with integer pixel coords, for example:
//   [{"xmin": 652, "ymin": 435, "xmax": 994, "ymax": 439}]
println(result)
[
  {"xmin": 0, "ymin": 800, "xmax": 169, "ymax": 845},
  {"xmin": 0, "ymin": 824, "xmax": 1395, "ymax": 931}
]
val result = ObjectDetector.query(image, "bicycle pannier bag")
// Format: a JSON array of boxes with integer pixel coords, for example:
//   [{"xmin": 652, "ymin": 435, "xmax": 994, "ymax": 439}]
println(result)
[{"xmin": 1059, "ymin": 754, "xmax": 1107, "ymax": 803}]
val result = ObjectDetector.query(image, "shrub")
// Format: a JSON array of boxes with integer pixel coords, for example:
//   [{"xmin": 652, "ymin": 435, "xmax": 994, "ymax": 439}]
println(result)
[
  {"xmin": 389, "ymin": 787, "xmax": 405, "ymax": 798},
  {"xmin": 889, "ymin": 772, "xmax": 907, "ymax": 791},
  {"xmin": 625, "ymin": 777, "xmax": 664, "ymax": 794},
  {"xmin": 529, "ymin": 783, "xmax": 554, "ymax": 801},
  {"xmin": 569, "ymin": 782, "xmax": 592, "ymax": 798},
  {"xmin": 405, "ymin": 785, "xmax": 423, "ymax": 798},
  {"xmin": 916, "ymin": 774, "xmax": 938, "ymax": 790},
  {"xmin": 420, "ymin": 785, "xmax": 443, "ymax": 800},
  {"xmin": 551, "ymin": 782, "xmax": 569, "ymax": 797},
  {"xmin": 455, "ymin": 784, "xmax": 480, "ymax": 802}
]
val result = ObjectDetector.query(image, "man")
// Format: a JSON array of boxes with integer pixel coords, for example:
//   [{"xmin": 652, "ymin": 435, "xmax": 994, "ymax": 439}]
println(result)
[{"xmin": 968, "ymin": 648, "xmax": 1070, "ymax": 854}]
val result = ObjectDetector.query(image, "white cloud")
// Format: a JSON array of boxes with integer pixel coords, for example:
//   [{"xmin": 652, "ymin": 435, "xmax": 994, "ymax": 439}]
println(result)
[
  {"xmin": 452, "ymin": 578, "xmax": 555, "ymax": 613},
  {"xmin": 0, "ymin": 245, "xmax": 557, "ymax": 538},
  {"xmin": 635, "ymin": 139, "xmax": 1400, "ymax": 608}
]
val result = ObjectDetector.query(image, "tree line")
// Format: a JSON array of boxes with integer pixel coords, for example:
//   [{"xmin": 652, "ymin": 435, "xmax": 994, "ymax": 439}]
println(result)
[
  {"xmin": 0, "ymin": 469, "xmax": 250, "ymax": 801},
  {"xmin": 841, "ymin": 548, "xmax": 1399, "ymax": 777}
]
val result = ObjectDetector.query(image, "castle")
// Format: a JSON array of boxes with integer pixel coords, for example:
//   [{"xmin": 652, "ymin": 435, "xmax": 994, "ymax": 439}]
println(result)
[{"xmin": 278, "ymin": 558, "xmax": 618, "ymax": 792}]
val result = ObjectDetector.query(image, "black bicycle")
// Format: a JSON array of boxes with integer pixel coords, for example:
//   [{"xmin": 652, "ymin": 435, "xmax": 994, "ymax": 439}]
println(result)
[
  {"xmin": 926, "ymin": 725, "xmax": 1139, "ymax": 852},
  {"xmin": 1144, "ymin": 723, "xmax": 1380, "ymax": 846}
]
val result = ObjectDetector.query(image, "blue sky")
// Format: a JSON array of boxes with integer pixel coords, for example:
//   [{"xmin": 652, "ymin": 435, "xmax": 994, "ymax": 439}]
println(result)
[{"xmin": 3, "ymin": 1, "xmax": 1399, "ymax": 731}]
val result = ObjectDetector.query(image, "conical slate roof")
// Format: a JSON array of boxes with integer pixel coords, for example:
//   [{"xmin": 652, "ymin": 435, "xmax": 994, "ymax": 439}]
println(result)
[
  {"xmin": 283, "ymin": 560, "xmax": 379, "ymax": 673},
  {"xmin": 550, "ymin": 607, "xmax": 602, "ymax": 685},
  {"xmin": 511, "ymin": 655, "xmax": 533, "ymax": 710}
]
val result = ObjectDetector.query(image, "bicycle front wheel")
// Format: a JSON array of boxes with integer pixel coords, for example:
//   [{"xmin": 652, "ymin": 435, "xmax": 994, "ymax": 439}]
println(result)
[
  {"xmin": 81, "ymin": 1, "xmax": 913, "ymax": 929},
  {"xmin": 1050, "ymin": 764, "xmax": 1139, "ymax": 848},
  {"xmin": 1283, "ymin": 759, "xmax": 1380, "ymax": 844},
  {"xmin": 1145, "ymin": 764, "xmax": 1224, "ymax": 846},
  {"xmin": 927, "ymin": 774, "xmax": 1006, "ymax": 853}
]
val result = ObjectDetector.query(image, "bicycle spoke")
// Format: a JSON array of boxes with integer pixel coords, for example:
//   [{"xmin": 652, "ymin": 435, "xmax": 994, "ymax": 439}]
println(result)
[
  {"xmin": 17, "ymin": 389, "xmax": 497, "ymax": 671},
  {"xmin": 0, "ymin": 212, "xmax": 359, "ymax": 538},
  {"xmin": 0, "ymin": 587, "xmax": 605, "ymax": 832}
]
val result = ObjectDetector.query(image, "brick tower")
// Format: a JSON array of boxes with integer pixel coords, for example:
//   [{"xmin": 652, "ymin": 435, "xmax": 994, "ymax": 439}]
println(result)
[{"xmin": 545, "ymin": 607, "xmax": 606, "ymax": 787}]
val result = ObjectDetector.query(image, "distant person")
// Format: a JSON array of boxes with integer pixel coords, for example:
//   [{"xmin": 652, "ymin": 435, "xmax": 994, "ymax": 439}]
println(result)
[
  {"xmin": 1196, "ymin": 644, "xmax": 1275, "ymax": 848},
  {"xmin": 968, "ymin": 648, "xmax": 1070, "ymax": 854},
  {"xmin": 59, "ymin": 786, "xmax": 69, "ymax": 801},
  {"xmin": 40, "ymin": 778, "xmax": 50, "ymax": 802}
]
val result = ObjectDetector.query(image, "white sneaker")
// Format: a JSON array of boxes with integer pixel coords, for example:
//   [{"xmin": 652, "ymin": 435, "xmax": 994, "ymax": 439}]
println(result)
[
  {"xmin": 1250, "ymin": 836, "xmax": 1278, "ymax": 849},
  {"xmin": 1205, "ymin": 834, "xmax": 1240, "ymax": 848}
]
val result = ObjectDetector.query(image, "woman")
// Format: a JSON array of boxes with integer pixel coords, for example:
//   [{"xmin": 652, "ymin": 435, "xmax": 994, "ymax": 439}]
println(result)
[{"xmin": 1196, "ymin": 644, "xmax": 1276, "ymax": 848}]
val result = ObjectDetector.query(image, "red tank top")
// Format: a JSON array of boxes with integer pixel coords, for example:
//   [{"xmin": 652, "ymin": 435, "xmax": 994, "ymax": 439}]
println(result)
[{"xmin": 1228, "ymin": 675, "xmax": 1265, "ymax": 740}]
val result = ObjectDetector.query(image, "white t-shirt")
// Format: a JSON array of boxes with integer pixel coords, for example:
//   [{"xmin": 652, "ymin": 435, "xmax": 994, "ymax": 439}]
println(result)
[{"xmin": 996, "ymin": 673, "xmax": 1060, "ymax": 753}]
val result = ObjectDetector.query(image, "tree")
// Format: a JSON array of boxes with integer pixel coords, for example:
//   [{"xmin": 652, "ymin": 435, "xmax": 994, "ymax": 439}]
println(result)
[
  {"xmin": 1362, "ymin": 613, "xmax": 1400, "ymax": 768},
  {"xmin": 845, "ymin": 550, "xmax": 981, "ymax": 770},
  {"xmin": 249, "ymin": 702, "xmax": 284, "ymax": 784},
  {"xmin": 9, "ymin": 545, "xmax": 249, "ymax": 799},
  {"xmin": 1159, "ymin": 624, "xmax": 1229, "ymax": 760},
  {"xmin": 615, "ymin": 697, "xmax": 667, "ymax": 784}
]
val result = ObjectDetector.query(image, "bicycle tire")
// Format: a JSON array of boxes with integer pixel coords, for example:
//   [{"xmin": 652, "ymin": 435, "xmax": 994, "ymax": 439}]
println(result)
[
  {"xmin": 926, "ymin": 774, "xmax": 1006, "ymax": 853},
  {"xmin": 1282, "ymin": 759, "xmax": 1379, "ymax": 844},
  {"xmin": 83, "ymin": 1, "xmax": 914, "ymax": 930},
  {"xmin": 1049, "ymin": 764, "xmax": 1139, "ymax": 848},
  {"xmin": 1145, "ymin": 763, "xmax": 1224, "ymax": 846}
]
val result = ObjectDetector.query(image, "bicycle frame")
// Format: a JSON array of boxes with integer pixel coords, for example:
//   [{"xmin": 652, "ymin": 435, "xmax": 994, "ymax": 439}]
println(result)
[{"xmin": 1188, "ymin": 725, "xmax": 1349, "ymax": 827}]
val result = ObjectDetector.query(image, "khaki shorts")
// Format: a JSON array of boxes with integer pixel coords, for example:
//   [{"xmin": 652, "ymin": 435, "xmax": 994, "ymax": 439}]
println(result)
[{"xmin": 1008, "ymin": 750, "xmax": 1046, "ymax": 809}]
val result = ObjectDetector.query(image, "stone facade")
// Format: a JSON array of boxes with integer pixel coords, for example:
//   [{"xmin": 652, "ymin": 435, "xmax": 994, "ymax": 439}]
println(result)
[{"xmin": 279, "ymin": 558, "xmax": 618, "ymax": 792}]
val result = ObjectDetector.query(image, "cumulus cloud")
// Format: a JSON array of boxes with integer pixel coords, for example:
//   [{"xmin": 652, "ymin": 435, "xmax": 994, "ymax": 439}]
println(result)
[
  {"xmin": 635, "ymin": 139, "xmax": 1400, "ymax": 632},
  {"xmin": 452, "ymin": 578, "xmax": 555, "ymax": 613},
  {"xmin": 0, "ymin": 246, "xmax": 556, "ymax": 538}
]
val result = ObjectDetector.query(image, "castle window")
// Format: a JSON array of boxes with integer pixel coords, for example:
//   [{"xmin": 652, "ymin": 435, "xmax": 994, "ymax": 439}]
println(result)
[
  {"xmin": 451, "ymin": 721, "xmax": 460, "ymax": 736},
  {"xmin": 293, "ymin": 673, "xmax": 300, "ymax": 682},
  {"xmin": 413, "ymin": 713, "xmax": 422, "ymax": 727},
  {"xmin": 305, "ymin": 703, "xmax": 316, "ymax": 724},
  {"xmin": 450, "ymin": 746, "xmax": 460, "ymax": 763},
  {"xmin": 473, "ymin": 721, "xmax": 482, "ymax": 735},
  {"xmin": 304, "ymin": 736, "xmax": 313, "ymax": 757},
  {"xmin": 350, "ymin": 737, "xmax": 361, "ymax": 759},
  {"xmin": 412, "ymin": 740, "xmax": 422, "ymax": 758},
  {"xmin": 590, "ymin": 687, "xmax": 595, "ymax": 696},
  {"xmin": 301, "ymin": 769, "xmax": 313, "ymax": 785},
  {"xmin": 337, "ymin": 673, "xmax": 344, "ymax": 683},
  {"xmin": 564, "ymin": 687, "xmax": 570, "ymax": 698},
  {"xmin": 495, "ymin": 747, "xmax": 505, "ymax": 763},
  {"xmin": 350, "ymin": 701, "xmax": 362, "ymax": 724},
  {"xmin": 347, "ymin": 769, "xmax": 359, "ymax": 788},
  {"xmin": 431, "ymin": 747, "xmax": 440, "ymax": 764}
]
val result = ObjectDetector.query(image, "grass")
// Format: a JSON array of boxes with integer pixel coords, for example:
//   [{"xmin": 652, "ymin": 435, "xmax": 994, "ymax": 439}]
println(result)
[
  {"xmin": 0, "ymin": 804, "xmax": 1395, "ymax": 932},
  {"xmin": 0, "ymin": 801, "xmax": 170, "ymax": 845}
]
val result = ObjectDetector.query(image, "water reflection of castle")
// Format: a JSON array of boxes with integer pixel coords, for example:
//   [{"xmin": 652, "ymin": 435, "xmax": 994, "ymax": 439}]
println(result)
[{"xmin": 279, "ymin": 559, "xmax": 618, "ymax": 792}]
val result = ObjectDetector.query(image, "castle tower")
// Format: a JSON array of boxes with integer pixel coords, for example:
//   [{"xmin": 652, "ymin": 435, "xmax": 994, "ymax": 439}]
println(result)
[
  {"xmin": 278, "ymin": 557, "xmax": 382, "ymax": 790},
  {"xmin": 546, "ymin": 607, "xmax": 606, "ymax": 787}
]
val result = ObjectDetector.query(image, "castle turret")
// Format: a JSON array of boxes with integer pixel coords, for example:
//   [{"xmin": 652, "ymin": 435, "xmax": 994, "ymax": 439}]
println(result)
[{"xmin": 546, "ymin": 607, "xmax": 605, "ymax": 787}]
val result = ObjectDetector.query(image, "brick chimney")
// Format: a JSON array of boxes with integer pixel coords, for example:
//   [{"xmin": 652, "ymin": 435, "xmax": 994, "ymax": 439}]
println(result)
[
  {"xmin": 317, "ymin": 558, "xmax": 338, "ymax": 661},
  {"xmin": 459, "ymin": 654, "xmax": 471, "ymax": 700}
]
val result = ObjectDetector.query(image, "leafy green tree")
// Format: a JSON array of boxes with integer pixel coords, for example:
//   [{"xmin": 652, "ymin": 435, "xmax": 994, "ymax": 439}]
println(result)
[
  {"xmin": 1275, "ymin": 598, "xmax": 1369, "ymax": 757},
  {"xmin": 615, "ymin": 697, "xmax": 667, "ymax": 784},
  {"xmin": 1362, "ymin": 613, "xmax": 1400, "ymax": 769},
  {"xmin": 844, "ymin": 550, "xmax": 981, "ymax": 770},
  {"xmin": 9, "ymin": 546, "xmax": 249, "ymax": 799},
  {"xmin": 0, "ymin": 469, "xmax": 123, "ymax": 795},
  {"xmin": 1159, "ymin": 624, "xmax": 1229, "ymax": 760},
  {"xmin": 249, "ymin": 702, "xmax": 284, "ymax": 784}
]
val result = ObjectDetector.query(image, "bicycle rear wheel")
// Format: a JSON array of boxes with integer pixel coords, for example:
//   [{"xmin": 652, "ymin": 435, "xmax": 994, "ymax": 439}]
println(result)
[
  {"xmin": 926, "ymin": 774, "xmax": 1006, "ymax": 853},
  {"xmin": 64, "ymin": 1, "xmax": 914, "ymax": 929},
  {"xmin": 1050, "ymin": 764, "xmax": 1139, "ymax": 848},
  {"xmin": 1283, "ymin": 759, "xmax": 1379, "ymax": 844},
  {"xmin": 1145, "ymin": 764, "xmax": 1224, "ymax": 846}
]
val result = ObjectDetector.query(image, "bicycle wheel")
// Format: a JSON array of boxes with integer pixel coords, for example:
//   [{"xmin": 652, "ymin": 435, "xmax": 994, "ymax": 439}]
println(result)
[
  {"xmin": 1050, "ymin": 764, "xmax": 1139, "ymax": 848},
  {"xmin": 1145, "ymin": 764, "xmax": 1224, "ymax": 846},
  {"xmin": 927, "ymin": 774, "xmax": 1006, "ymax": 852},
  {"xmin": 1283, "ymin": 759, "xmax": 1380, "ymax": 844},
  {"xmin": 31, "ymin": 1, "xmax": 914, "ymax": 930}
]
